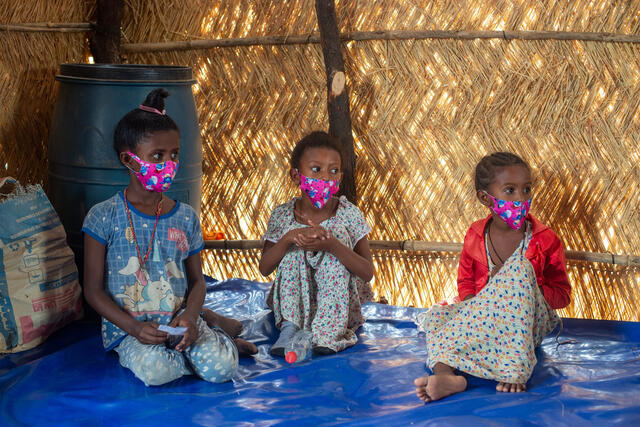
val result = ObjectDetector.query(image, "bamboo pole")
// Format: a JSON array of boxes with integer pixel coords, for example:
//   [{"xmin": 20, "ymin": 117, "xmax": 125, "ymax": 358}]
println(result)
[
  {"xmin": 120, "ymin": 30, "xmax": 640, "ymax": 53},
  {"xmin": 206, "ymin": 240, "xmax": 264, "ymax": 250},
  {"xmin": 0, "ymin": 23, "xmax": 93, "ymax": 32},
  {"xmin": 4, "ymin": 26, "xmax": 638, "ymax": 44},
  {"xmin": 345, "ymin": 29, "xmax": 640, "ymax": 43},
  {"xmin": 121, "ymin": 34, "xmax": 319, "ymax": 52},
  {"xmin": 203, "ymin": 239, "xmax": 640, "ymax": 267},
  {"xmin": 3, "ymin": 25, "xmax": 638, "ymax": 45}
]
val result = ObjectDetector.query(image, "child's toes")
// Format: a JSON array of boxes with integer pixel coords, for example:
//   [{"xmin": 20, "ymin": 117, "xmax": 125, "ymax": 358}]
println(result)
[
  {"xmin": 414, "ymin": 376, "xmax": 432, "ymax": 401},
  {"xmin": 234, "ymin": 338, "xmax": 258, "ymax": 356},
  {"xmin": 414, "ymin": 376, "xmax": 430, "ymax": 388},
  {"xmin": 225, "ymin": 318, "xmax": 243, "ymax": 338},
  {"xmin": 416, "ymin": 390, "xmax": 432, "ymax": 402}
]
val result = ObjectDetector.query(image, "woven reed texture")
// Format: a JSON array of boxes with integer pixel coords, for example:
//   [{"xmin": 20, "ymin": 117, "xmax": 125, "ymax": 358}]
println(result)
[
  {"xmin": 2, "ymin": 1, "xmax": 638, "ymax": 321},
  {"xmin": 121, "ymin": 1, "xmax": 640, "ymax": 321},
  {"xmin": 0, "ymin": 1, "xmax": 91, "ymax": 186}
]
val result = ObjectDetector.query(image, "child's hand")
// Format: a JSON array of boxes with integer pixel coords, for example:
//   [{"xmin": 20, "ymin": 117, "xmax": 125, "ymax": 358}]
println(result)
[
  {"xmin": 283, "ymin": 228, "xmax": 316, "ymax": 246},
  {"xmin": 294, "ymin": 231, "xmax": 338, "ymax": 252},
  {"xmin": 297, "ymin": 224, "xmax": 331, "ymax": 240},
  {"xmin": 169, "ymin": 313, "xmax": 198, "ymax": 352},
  {"xmin": 293, "ymin": 210, "xmax": 331, "ymax": 239},
  {"xmin": 133, "ymin": 321, "xmax": 169, "ymax": 345},
  {"xmin": 285, "ymin": 223, "xmax": 329, "ymax": 246},
  {"xmin": 301, "ymin": 217, "xmax": 331, "ymax": 239}
]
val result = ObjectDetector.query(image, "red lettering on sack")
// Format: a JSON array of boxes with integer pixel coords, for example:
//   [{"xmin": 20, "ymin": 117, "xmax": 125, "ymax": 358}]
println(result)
[{"xmin": 31, "ymin": 287, "xmax": 77, "ymax": 312}]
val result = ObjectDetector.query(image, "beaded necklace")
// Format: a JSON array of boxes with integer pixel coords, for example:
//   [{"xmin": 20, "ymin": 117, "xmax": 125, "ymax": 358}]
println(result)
[{"xmin": 123, "ymin": 188, "xmax": 163, "ymax": 268}]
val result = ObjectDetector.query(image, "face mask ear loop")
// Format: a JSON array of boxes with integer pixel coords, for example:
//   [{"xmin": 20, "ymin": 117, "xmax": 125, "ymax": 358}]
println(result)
[
  {"xmin": 482, "ymin": 190, "xmax": 497, "ymax": 210},
  {"xmin": 123, "ymin": 152, "xmax": 140, "ymax": 174}
]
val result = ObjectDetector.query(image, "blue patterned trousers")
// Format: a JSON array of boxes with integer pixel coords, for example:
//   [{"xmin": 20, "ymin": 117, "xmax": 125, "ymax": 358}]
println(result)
[{"xmin": 115, "ymin": 317, "xmax": 238, "ymax": 386}]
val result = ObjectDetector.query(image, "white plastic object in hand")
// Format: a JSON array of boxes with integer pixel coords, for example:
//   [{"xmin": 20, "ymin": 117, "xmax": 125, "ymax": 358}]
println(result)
[{"xmin": 158, "ymin": 325, "xmax": 187, "ymax": 335}]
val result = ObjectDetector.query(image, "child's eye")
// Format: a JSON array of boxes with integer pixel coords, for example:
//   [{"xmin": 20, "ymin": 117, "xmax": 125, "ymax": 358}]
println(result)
[
  {"xmin": 171, "ymin": 152, "xmax": 179, "ymax": 161},
  {"xmin": 330, "ymin": 168, "xmax": 339, "ymax": 174},
  {"xmin": 504, "ymin": 187, "xmax": 514, "ymax": 194},
  {"xmin": 523, "ymin": 186, "xmax": 532, "ymax": 195},
  {"xmin": 152, "ymin": 153, "xmax": 162, "ymax": 161},
  {"xmin": 311, "ymin": 166, "xmax": 321, "ymax": 173}
]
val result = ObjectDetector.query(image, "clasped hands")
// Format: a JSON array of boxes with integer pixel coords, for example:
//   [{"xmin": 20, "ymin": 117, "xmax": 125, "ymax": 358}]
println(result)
[{"xmin": 289, "ymin": 214, "xmax": 337, "ymax": 252}]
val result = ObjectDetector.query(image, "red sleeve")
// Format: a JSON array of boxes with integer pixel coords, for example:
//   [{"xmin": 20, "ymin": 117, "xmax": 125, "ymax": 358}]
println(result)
[
  {"xmin": 457, "ymin": 231, "xmax": 477, "ymax": 301},
  {"xmin": 539, "ymin": 232, "xmax": 571, "ymax": 309}
]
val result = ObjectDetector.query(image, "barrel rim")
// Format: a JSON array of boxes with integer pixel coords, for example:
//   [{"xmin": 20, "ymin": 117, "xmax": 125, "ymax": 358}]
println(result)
[
  {"xmin": 55, "ymin": 75, "xmax": 197, "ymax": 85},
  {"xmin": 57, "ymin": 63, "xmax": 194, "ymax": 82}
]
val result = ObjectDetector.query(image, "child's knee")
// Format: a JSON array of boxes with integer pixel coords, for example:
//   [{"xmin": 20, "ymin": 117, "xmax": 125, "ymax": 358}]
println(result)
[
  {"xmin": 198, "ymin": 356, "xmax": 238, "ymax": 383},
  {"xmin": 118, "ymin": 344, "xmax": 188, "ymax": 386},
  {"xmin": 133, "ymin": 356, "xmax": 184, "ymax": 386},
  {"xmin": 188, "ymin": 333, "xmax": 239, "ymax": 383}
]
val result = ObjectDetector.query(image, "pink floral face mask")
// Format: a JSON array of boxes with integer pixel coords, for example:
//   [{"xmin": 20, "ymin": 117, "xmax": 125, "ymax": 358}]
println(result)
[
  {"xmin": 297, "ymin": 171, "xmax": 340, "ymax": 209},
  {"xmin": 126, "ymin": 152, "xmax": 178, "ymax": 192},
  {"xmin": 484, "ymin": 192, "xmax": 532, "ymax": 230}
]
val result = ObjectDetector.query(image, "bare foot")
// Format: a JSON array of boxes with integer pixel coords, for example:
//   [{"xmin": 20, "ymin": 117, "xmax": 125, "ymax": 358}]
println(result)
[
  {"xmin": 414, "ymin": 376, "xmax": 432, "ymax": 402},
  {"xmin": 234, "ymin": 338, "xmax": 258, "ymax": 356},
  {"xmin": 496, "ymin": 382, "xmax": 526, "ymax": 393},
  {"xmin": 414, "ymin": 375, "xmax": 467, "ymax": 402},
  {"xmin": 201, "ymin": 309, "xmax": 242, "ymax": 337}
]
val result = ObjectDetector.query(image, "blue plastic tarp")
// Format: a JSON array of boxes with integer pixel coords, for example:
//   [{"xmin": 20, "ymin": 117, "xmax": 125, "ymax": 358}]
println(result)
[{"xmin": 1, "ymin": 278, "xmax": 639, "ymax": 426}]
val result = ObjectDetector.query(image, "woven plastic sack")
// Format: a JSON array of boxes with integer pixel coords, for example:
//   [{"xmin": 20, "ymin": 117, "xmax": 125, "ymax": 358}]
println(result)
[{"xmin": 0, "ymin": 177, "xmax": 83, "ymax": 353}]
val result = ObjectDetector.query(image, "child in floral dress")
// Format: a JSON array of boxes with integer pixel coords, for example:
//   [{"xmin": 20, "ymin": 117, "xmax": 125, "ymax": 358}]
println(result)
[
  {"xmin": 259, "ymin": 131, "xmax": 374, "ymax": 355},
  {"xmin": 414, "ymin": 152, "xmax": 571, "ymax": 401}
]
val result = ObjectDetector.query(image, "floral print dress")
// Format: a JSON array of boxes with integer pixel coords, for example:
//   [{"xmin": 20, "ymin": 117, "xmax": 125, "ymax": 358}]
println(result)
[
  {"xmin": 264, "ymin": 196, "xmax": 373, "ymax": 352},
  {"xmin": 417, "ymin": 222, "xmax": 560, "ymax": 384}
]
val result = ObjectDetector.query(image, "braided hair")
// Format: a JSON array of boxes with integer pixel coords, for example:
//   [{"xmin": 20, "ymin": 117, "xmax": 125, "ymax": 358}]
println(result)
[
  {"xmin": 474, "ymin": 152, "xmax": 530, "ymax": 191},
  {"xmin": 289, "ymin": 131, "xmax": 344, "ymax": 170}
]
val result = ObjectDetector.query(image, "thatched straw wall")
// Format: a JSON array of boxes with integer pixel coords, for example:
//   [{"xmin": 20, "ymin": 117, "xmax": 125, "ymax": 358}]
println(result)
[
  {"xmin": 0, "ymin": 2, "xmax": 91, "ymax": 184},
  {"xmin": 121, "ymin": 1, "xmax": 640, "ymax": 321},
  {"xmin": 2, "ymin": 1, "xmax": 639, "ymax": 321}
]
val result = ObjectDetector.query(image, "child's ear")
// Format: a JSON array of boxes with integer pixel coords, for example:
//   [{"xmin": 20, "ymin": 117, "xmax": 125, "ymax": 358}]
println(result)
[
  {"xmin": 289, "ymin": 168, "xmax": 300, "ymax": 185},
  {"xmin": 477, "ymin": 189, "xmax": 493, "ymax": 208},
  {"xmin": 120, "ymin": 152, "xmax": 138, "ymax": 172}
]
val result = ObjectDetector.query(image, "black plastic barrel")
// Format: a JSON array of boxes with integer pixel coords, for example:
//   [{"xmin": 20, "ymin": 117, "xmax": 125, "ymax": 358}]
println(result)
[{"xmin": 48, "ymin": 64, "xmax": 202, "ymax": 265}]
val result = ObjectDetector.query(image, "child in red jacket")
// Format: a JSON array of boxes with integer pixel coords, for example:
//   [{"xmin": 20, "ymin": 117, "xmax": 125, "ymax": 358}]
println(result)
[{"xmin": 414, "ymin": 152, "xmax": 571, "ymax": 402}]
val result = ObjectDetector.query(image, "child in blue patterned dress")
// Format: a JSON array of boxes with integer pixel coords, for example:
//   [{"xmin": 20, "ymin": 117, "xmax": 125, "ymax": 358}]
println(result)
[
  {"xmin": 259, "ymin": 131, "xmax": 375, "ymax": 356},
  {"xmin": 83, "ymin": 88, "xmax": 255, "ymax": 386}
]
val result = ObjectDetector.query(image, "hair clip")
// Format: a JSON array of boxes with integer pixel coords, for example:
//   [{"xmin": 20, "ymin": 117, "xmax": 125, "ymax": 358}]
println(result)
[{"xmin": 139, "ymin": 105, "xmax": 166, "ymax": 115}]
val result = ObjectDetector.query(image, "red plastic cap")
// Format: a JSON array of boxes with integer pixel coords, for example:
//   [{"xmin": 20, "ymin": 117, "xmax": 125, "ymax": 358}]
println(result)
[{"xmin": 285, "ymin": 351, "xmax": 297, "ymax": 364}]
